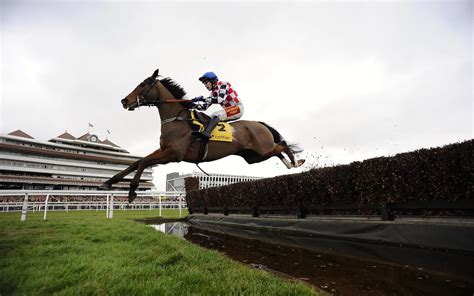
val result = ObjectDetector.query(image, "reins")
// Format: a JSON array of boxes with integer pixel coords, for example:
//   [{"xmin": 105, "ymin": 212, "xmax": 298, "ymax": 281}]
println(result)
[
  {"xmin": 137, "ymin": 78, "xmax": 192, "ymax": 107},
  {"xmin": 162, "ymin": 99, "xmax": 193, "ymax": 103}
]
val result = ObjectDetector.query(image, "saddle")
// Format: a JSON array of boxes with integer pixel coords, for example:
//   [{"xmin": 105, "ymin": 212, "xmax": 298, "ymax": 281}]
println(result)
[{"xmin": 190, "ymin": 110, "xmax": 233, "ymax": 142}]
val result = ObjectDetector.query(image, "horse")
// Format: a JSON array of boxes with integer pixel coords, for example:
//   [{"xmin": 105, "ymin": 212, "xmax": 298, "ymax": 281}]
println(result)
[{"xmin": 100, "ymin": 69, "xmax": 304, "ymax": 202}]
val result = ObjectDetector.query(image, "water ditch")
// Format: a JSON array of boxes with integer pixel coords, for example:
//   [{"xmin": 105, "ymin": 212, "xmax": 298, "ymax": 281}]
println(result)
[{"xmin": 147, "ymin": 220, "xmax": 474, "ymax": 295}]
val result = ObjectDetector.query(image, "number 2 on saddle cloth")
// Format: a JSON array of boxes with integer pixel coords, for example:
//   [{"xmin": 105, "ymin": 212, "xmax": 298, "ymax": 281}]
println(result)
[{"xmin": 191, "ymin": 110, "xmax": 233, "ymax": 142}]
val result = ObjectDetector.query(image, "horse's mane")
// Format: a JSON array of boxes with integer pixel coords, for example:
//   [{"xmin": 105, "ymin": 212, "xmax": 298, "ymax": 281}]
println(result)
[{"xmin": 160, "ymin": 77, "xmax": 186, "ymax": 100}]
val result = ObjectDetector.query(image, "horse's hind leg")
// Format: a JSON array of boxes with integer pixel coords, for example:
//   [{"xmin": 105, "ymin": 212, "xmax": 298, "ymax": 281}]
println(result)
[
  {"xmin": 282, "ymin": 144, "xmax": 305, "ymax": 167},
  {"xmin": 239, "ymin": 144, "xmax": 288, "ymax": 165},
  {"xmin": 267, "ymin": 142, "xmax": 297, "ymax": 168},
  {"xmin": 277, "ymin": 153, "xmax": 294, "ymax": 169},
  {"xmin": 239, "ymin": 149, "xmax": 301, "ymax": 169}
]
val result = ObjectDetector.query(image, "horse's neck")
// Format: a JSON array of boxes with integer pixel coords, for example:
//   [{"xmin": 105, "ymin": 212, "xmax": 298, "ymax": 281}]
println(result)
[
  {"xmin": 156, "ymin": 83, "xmax": 187, "ymax": 121},
  {"xmin": 157, "ymin": 103, "xmax": 186, "ymax": 121}
]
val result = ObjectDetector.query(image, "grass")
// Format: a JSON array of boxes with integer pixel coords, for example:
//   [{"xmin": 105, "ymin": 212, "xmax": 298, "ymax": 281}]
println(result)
[{"xmin": 0, "ymin": 210, "xmax": 317, "ymax": 295}]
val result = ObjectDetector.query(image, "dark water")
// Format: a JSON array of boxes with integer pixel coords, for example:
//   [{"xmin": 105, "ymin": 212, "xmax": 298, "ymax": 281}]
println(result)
[{"xmin": 151, "ymin": 222, "xmax": 474, "ymax": 295}]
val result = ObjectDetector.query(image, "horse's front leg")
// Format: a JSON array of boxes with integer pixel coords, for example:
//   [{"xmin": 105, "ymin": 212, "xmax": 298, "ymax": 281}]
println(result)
[
  {"xmin": 99, "ymin": 159, "xmax": 141, "ymax": 190},
  {"xmin": 128, "ymin": 148, "xmax": 177, "ymax": 203}
]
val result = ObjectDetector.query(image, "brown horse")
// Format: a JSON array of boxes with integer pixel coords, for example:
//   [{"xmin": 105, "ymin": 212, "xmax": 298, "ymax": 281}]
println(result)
[{"xmin": 100, "ymin": 69, "xmax": 304, "ymax": 202}]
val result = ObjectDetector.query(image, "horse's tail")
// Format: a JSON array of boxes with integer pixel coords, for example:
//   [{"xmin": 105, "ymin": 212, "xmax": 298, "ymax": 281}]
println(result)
[{"xmin": 258, "ymin": 121, "xmax": 303, "ymax": 159}]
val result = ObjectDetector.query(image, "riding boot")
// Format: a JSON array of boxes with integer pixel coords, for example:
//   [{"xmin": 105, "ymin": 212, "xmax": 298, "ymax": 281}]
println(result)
[{"xmin": 192, "ymin": 116, "xmax": 220, "ymax": 140}]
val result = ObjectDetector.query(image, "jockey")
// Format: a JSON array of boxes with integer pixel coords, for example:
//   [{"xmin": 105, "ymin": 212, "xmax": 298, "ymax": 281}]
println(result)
[{"xmin": 191, "ymin": 71, "xmax": 244, "ymax": 139}]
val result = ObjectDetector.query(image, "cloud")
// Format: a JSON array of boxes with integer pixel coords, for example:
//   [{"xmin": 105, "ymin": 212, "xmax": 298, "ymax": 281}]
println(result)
[{"xmin": 1, "ymin": 1, "xmax": 471, "ymax": 190}]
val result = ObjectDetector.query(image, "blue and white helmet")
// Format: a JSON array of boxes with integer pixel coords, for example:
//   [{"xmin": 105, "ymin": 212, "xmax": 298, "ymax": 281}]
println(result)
[{"xmin": 199, "ymin": 72, "xmax": 218, "ymax": 83}]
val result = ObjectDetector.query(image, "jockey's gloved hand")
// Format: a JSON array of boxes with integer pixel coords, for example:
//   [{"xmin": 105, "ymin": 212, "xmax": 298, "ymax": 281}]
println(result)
[
  {"xmin": 192, "ymin": 96, "xmax": 204, "ymax": 102},
  {"xmin": 204, "ymin": 97, "xmax": 214, "ymax": 104}
]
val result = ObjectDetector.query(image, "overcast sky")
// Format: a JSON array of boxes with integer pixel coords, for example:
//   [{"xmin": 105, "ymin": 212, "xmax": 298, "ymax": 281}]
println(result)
[{"xmin": 1, "ymin": 0, "xmax": 472, "ymax": 190}]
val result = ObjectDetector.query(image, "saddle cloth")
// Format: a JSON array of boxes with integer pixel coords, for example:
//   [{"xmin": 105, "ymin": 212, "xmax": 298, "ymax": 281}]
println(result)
[{"xmin": 191, "ymin": 110, "xmax": 233, "ymax": 142}]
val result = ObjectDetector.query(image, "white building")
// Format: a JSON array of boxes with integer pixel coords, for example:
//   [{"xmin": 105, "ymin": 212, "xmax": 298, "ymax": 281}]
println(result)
[
  {"xmin": 0, "ymin": 130, "xmax": 154, "ymax": 190},
  {"xmin": 166, "ymin": 171, "xmax": 263, "ymax": 192}
]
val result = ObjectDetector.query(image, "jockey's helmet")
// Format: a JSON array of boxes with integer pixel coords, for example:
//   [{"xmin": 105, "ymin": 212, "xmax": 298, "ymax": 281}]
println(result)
[{"xmin": 199, "ymin": 72, "xmax": 218, "ymax": 83}]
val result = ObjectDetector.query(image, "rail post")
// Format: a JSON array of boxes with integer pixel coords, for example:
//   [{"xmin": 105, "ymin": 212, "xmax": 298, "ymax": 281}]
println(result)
[
  {"xmin": 43, "ymin": 194, "xmax": 50, "ymax": 220},
  {"xmin": 21, "ymin": 193, "xmax": 29, "ymax": 222},
  {"xmin": 109, "ymin": 194, "xmax": 114, "ymax": 219},
  {"xmin": 159, "ymin": 195, "xmax": 162, "ymax": 217},
  {"xmin": 106, "ymin": 194, "xmax": 110, "ymax": 218}
]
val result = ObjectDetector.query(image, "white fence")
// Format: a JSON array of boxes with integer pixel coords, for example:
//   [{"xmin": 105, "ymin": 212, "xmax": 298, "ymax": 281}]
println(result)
[{"xmin": 0, "ymin": 190, "xmax": 187, "ymax": 221}]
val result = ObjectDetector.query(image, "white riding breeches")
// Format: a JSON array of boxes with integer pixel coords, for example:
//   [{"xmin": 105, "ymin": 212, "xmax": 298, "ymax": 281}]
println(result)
[{"xmin": 212, "ymin": 104, "xmax": 244, "ymax": 121}]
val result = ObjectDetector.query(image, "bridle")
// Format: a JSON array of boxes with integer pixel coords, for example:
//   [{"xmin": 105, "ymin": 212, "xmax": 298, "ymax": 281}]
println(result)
[
  {"xmin": 133, "ymin": 77, "xmax": 192, "ymax": 126},
  {"xmin": 136, "ymin": 77, "xmax": 161, "ymax": 107},
  {"xmin": 127, "ymin": 74, "xmax": 193, "ymax": 109}
]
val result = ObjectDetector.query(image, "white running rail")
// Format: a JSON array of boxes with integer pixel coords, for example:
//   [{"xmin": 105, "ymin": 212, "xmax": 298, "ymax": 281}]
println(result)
[{"xmin": 0, "ymin": 190, "xmax": 187, "ymax": 221}]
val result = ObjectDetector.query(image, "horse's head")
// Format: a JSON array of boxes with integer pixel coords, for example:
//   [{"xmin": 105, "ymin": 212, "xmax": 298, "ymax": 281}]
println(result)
[{"xmin": 121, "ymin": 69, "xmax": 161, "ymax": 111}]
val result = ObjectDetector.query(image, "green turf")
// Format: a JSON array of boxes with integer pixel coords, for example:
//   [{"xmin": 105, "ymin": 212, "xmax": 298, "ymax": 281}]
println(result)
[{"xmin": 0, "ymin": 210, "xmax": 317, "ymax": 295}]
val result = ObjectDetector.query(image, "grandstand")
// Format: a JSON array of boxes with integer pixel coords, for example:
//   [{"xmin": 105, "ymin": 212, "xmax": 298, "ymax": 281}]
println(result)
[
  {"xmin": 166, "ymin": 171, "xmax": 262, "ymax": 191},
  {"xmin": 0, "ymin": 130, "xmax": 154, "ymax": 191}
]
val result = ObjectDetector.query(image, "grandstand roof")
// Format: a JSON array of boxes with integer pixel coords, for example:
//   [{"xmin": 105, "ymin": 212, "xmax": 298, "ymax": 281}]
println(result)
[
  {"xmin": 56, "ymin": 131, "xmax": 77, "ymax": 140},
  {"xmin": 77, "ymin": 133, "xmax": 91, "ymax": 141},
  {"xmin": 8, "ymin": 130, "xmax": 34, "ymax": 139},
  {"xmin": 101, "ymin": 138, "xmax": 119, "ymax": 147},
  {"xmin": 4, "ymin": 130, "xmax": 126, "ymax": 153}
]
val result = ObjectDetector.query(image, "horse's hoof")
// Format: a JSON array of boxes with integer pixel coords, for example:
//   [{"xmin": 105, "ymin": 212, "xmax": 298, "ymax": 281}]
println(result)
[
  {"xmin": 295, "ymin": 159, "xmax": 305, "ymax": 167},
  {"xmin": 128, "ymin": 191, "xmax": 137, "ymax": 203},
  {"xmin": 98, "ymin": 183, "xmax": 112, "ymax": 191}
]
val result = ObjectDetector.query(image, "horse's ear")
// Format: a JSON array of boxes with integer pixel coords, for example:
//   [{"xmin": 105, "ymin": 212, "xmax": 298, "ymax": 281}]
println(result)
[{"xmin": 152, "ymin": 69, "xmax": 159, "ymax": 79}]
